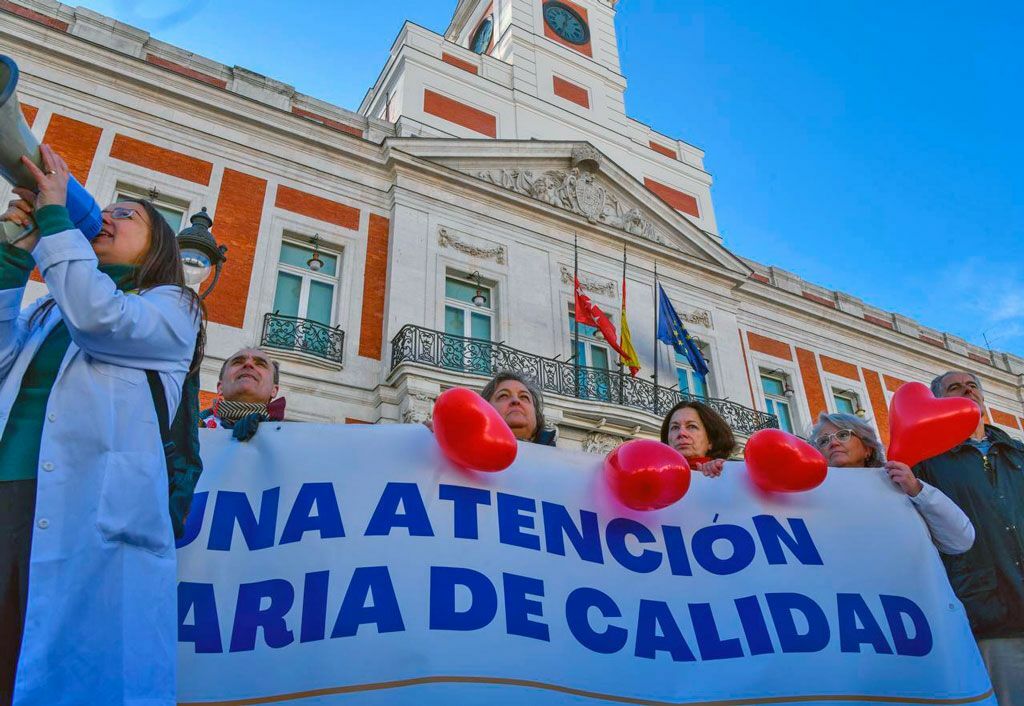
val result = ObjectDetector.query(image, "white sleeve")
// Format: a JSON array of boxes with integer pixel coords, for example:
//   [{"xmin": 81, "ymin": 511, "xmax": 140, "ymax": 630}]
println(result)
[
  {"xmin": 32, "ymin": 229, "xmax": 199, "ymax": 373},
  {"xmin": 0, "ymin": 286, "xmax": 28, "ymax": 381},
  {"xmin": 909, "ymin": 482, "xmax": 976, "ymax": 555},
  {"xmin": 0, "ymin": 290, "xmax": 45, "ymax": 384}
]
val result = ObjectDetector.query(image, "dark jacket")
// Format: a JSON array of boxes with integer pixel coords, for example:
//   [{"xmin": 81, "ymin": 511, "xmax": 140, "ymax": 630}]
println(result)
[
  {"xmin": 163, "ymin": 371, "xmax": 203, "ymax": 539},
  {"xmin": 534, "ymin": 427, "xmax": 558, "ymax": 446},
  {"xmin": 914, "ymin": 425, "xmax": 1024, "ymax": 638}
]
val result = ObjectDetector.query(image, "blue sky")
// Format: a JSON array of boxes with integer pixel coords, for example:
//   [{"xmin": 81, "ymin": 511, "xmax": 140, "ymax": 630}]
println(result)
[{"xmin": 74, "ymin": 0, "xmax": 1024, "ymax": 356}]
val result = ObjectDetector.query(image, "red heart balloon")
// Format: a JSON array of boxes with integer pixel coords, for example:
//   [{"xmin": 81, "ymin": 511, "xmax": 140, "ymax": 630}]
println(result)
[
  {"xmin": 604, "ymin": 439, "xmax": 691, "ymax": 511},
  {"xmin": 432, "ymin": 387, "xmax": 518, "ymax": 472},
  {"xmin": 745, "ymin": 429, "xmax": 827, "ymax": 492},
  {"xmin": 887, "ymin": 382, "xmax": 981, "ymax": 467}
]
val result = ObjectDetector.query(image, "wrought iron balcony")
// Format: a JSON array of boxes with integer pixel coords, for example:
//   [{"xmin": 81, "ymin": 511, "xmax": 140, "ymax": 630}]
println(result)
[
  {"xmin": 389, "ymin": 324, "xmax": 778, "ymax": 436},
  {"xmin": 261, "ymin": 313, "xmax": 344, "ymax": 364}
]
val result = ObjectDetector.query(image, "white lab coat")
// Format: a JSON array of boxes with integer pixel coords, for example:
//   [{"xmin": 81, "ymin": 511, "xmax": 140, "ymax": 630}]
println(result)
[{"xmin": 0, "ymin": 229, "xmax": 198, "ymax": 706}]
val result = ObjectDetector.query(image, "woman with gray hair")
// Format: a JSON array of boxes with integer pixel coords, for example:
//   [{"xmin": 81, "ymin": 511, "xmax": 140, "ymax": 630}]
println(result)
[
  {"xmin": 479, "ymin": 371, "xmax": 556, "ymax": 446},
  {"xmin": 808, "ymin": 412, "xmax": 975, "ymax": 555}
]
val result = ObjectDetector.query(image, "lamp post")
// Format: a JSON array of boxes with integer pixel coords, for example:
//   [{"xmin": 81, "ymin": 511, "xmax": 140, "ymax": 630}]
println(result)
[
  {"xmin": 767, "ymin": 368, "xmax": 795, "ymax": 398},
  {"xmin": 836, "ymin": 388, "xmax": 867, "ymax": 418},
  {"xmin": 469, "ymin": 270, "xmax": 487, "ymax": 307},
  {"xmin": 306, "ymin": 234, "xmax": 324, "ymax": 272},
  {"xmin": 176, "ymin": 207, "xmax": 227, "ymax": 300}
]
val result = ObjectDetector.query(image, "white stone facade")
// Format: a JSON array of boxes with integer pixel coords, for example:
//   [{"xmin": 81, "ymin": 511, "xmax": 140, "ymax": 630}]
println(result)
[{"xmin": 1, "ymin": 0, "xmax": 1021, "ymax": 451}]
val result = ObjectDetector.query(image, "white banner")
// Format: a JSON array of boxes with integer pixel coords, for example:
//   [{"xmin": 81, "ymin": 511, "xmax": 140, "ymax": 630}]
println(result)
[{"xmin": 176, "ymin": 424, "xmax": 993, "ymax": 706}]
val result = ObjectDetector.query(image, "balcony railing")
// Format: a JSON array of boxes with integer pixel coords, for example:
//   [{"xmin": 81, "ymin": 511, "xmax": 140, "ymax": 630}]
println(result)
[
  {"xmin": 389, "ymin": 325, "xmax": 778, "ymax": 436},
  {"xmin": 261, "ymin": 313, "xmax": 345, "ymax": 364}
]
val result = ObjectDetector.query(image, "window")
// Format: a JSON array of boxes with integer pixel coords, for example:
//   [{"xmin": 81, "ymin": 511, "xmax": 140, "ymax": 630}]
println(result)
[
  {"xmin": 115, "ymin": 189, "xmax": 186, "ymax": 233},
  {"xmin": 833, "ymin": 389, "xmax": 862, "ymax": 417},
  {"xmin": 271, "ymin": 239, "xmax": 340, "ymax": 356},
  {"xmin": 569, "ymin": 305, "xmax": 612, "ymax": 401},
  {"xmin": 469, "ymin": 15, "xmax": 493, "ymax": 54},
  {"xmin": 761, "ymin": 373, "xmax": 794, "ymax": 433},
  {"xmin": 443, "ymin": 274, "xmax": 494, "ymax": 374},
  {"xmin": 675, "ymin": 346, "xmax": 710, "ymax": 400}
]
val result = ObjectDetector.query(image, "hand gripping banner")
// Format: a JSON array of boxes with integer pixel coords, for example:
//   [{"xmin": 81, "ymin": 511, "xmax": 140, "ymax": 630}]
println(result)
[{"xmin": 176, "ymin": 425, "xmax": 994, "ymax": 706}]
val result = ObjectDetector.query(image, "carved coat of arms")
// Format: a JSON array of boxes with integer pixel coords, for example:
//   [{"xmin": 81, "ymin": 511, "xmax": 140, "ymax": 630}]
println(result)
[
  {"xmin": 572, "ymin": 171, "xmax": 606, "ymax": 222},
  {"xmin": 477, "ymin": 167, "xmax": 671, "ymax": 247}
]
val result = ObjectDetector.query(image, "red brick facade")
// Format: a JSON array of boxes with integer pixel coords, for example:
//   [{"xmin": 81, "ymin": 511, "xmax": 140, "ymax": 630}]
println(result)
[
  {"xmin": 862, "ymin": 369, "xmax": 891, "ymax": 444},
  {"xmin": 820, "ymin": 354, "xmax": 860, "ymax": 381},
  {"xmin": 0, "ymin": 0, "xmax": 68, "ymax": 31},
  {"xmin": 864, "ymin": 314, "xmax": 894, "ymax": 330},
  {"xmin": 359, "ymin": 214, "xmax": 391, "ymax": 360},
  {"xmin": 109, "ymin": 134, "xmax": 213, "ymax": 185},
  {"xmin": 649, "ymin": 141, "xmax": 677, "ymax": 159},
  {"xmin": 42, "ymin": 114, "xmax": 102, "ymax": 183},
  {"xmin": 276, "ymin": 185, "xmax": 360, "ymax": 230},
  {"xmin": 423, "ymin": 89, "xmax": 497, "ymax": 138},
  {"xmin": 205, "ymin": 169, "xmax": 267, "ymax": 328},
  {"xmin": 441, "ymin": 53, "xmax": 478, "ymax": 75},
  {"xmin": 144, "ymin": 54, "xmax": 227, "ymax": 89},
  {"xmin": 20, "ymin": 102, "xmax": 37, "ymax": 126},
  {"xmin": 796, "ymin": 348, "xmax": 827, "ymax": 420},
  {"xmin": 552, "ymin": 76, "xmax": 589, "ymax": 108},
  {"xmin": 747, "ymin": 332, "xmax": 793, "ymax": 361},
  {"xmin": 991, "ymin": 408, "xmax": 1021, "ymax": 429},
  {"xmin": 291, "ymin": 107, "xmax": 363, "ymax": 138},
  {"xmin": 884, "ymin": 375, "xmax": 907, "ymax": 393},
  {"xmin": 644, "ymin": 177, "xmax": 700, "ymax": 217}
]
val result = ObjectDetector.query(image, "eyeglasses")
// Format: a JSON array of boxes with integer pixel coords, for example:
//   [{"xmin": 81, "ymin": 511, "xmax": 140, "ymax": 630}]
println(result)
[
  {"xmin": 814, "ymin": 429, "xmax": 855, "ymax": 448},
  {"xmin": 102, "ymin": 207, "xmax": 139, "ymax": 220}
]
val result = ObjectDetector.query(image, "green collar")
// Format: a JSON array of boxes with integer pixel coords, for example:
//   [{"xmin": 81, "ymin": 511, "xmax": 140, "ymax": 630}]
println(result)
[{"xmin": 98, "ymin": 264, "xmax": 139, "ymax": 292}]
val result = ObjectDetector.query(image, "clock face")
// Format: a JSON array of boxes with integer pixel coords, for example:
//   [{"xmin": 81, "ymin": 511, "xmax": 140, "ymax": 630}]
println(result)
[
  {"xmin": 470, "ymin": 16, "xmax": 493, "ymax": 54},
  {"xmin": 543, "ymin": 1, "xmax": 590, "ymax": 46}
]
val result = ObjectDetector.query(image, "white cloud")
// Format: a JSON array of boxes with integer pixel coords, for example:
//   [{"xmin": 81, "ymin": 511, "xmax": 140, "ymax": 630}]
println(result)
[
  {"xmin": 909, "ymin": 257, "xmax": 1024, "ymax": 355},
  {"xmin": 992, "ymin": 290, "xmax": 1024, "ymax": 322}
]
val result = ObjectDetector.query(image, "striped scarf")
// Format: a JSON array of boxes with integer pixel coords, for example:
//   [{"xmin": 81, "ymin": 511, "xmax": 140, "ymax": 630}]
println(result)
[{"xmin": 213, "ymin": 399, "xmax": 271, "ymax": 424}]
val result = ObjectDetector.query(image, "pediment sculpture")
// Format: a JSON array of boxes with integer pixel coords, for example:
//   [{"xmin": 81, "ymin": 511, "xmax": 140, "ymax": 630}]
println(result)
[{"xmin": 477, "ymin": 167, "xmax": 673, "ymax": 248}]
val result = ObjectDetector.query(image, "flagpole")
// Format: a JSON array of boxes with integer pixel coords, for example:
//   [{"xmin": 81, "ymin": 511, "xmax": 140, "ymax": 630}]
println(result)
[
  {"xmin": 653, "ymin": 260, "xmax": 659, "ymax": 414},
  {"xmin": 573, "ymin": 232, "xmax": 580, "ymax": 399},
  {"xmin": 619, "ymin": 244, "xmax": 627, "ymax": 403}
]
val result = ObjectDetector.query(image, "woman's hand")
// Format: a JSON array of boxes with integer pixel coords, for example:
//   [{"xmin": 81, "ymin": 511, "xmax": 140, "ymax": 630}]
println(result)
[
  {"xmin": 2, "ymin": 187, "xmax": 40, "ymax": 251},
  {"xmin": 2, "ymin": 188, "xmax": 35, "ymax": 227},
  {"xmin": 885, "ymin": 460, "xmax": 923, "ymax": 497},
  {"xmin": 21, "ymin": 144, "xmax": 70, "ymax": 209},
  {"xmin": 695, "ymin": 458, "xmax": 726, "ymax": 478}
]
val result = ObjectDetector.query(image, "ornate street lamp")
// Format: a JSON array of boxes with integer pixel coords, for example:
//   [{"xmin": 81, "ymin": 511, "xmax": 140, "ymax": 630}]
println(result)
[
  {"xmin": 177, "ymin": 207, "xmax": 227, "ymax": 300},
  {"xmin": 307, "ymin": 234, "xmax": 324, "ymax": 272},
  {"xmin": 470, "ymin": 270, "xmax": 487, "ymax": 307},
  {"xmin": 837, "ymin": 388, "xmax": 867, "ymax": 417},
  {"xmin": 766, "ymin": 368, "xmax": 795, "ymax": 398}
]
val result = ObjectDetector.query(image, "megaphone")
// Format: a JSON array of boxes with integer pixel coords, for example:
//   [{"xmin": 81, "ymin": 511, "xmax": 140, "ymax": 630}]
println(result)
[{"xmin": 0, "ymin": 54, "xmax": 101, "ymax": 244}]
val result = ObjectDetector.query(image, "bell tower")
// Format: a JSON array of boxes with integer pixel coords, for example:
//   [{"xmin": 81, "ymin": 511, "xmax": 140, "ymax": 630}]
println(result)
[
  {"xmin": 445, "ymin": 0, "xmax": 628, "ymax": 120},
  {"xmin": 364, "ymin": 0, "xmax": 718, "ymax": 234}
]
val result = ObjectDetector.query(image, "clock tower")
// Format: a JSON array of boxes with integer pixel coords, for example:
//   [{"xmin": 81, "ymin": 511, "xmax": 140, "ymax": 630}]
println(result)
[
  {"xmin": 361, "ymin": 0, "xmax": 718, "ymax": 234},
  {"xmin": 444, "ymin": 0, "xmax": 628, "ymax": 121}
]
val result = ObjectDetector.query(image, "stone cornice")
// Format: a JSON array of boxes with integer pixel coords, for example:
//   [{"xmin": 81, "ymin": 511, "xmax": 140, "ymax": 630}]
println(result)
[
  {"xmin": 0, "ymin": 16, "xmax": 397, "ymax": 191},
  {"xmin": 444, "ymin": 0, "xmax": 477, "ymax": 41},
  {"xmin": 738, "ymin": 259, "xmax": 1023, "ymax": 380},
  {"xmin": 736, "ymin": 279, "xmax": 1023, "ymax": 388},
  {"xmin": 0, "ymin": 3, "xmax": 388, "ymax": 142}
]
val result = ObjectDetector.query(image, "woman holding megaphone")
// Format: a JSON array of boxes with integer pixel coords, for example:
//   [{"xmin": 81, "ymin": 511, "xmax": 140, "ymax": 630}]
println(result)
[{"xmin": 0, "ymin": 145, "xmax": 203, "ymax": 706}]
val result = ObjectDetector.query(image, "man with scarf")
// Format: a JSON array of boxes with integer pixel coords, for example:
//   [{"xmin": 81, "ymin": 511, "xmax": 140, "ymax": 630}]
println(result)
[{"xmin": 201, "ymin": 347, "xmax": 286, "ymax": 440}]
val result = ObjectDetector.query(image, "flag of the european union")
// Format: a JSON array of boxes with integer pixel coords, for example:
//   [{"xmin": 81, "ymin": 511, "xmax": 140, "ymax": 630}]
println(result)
[{"xmin": 657, "ymin": 284, "xmax": 709, "ymax": 378}]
